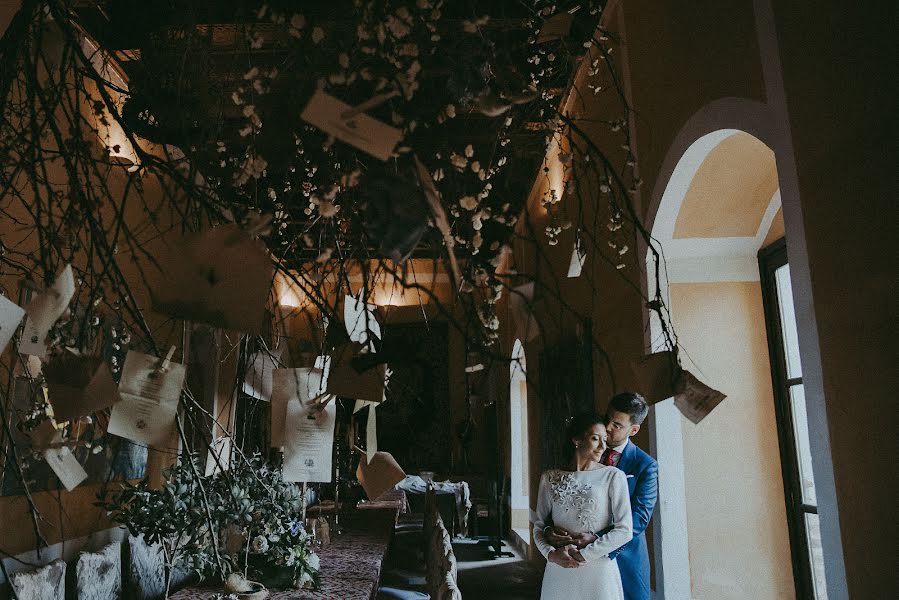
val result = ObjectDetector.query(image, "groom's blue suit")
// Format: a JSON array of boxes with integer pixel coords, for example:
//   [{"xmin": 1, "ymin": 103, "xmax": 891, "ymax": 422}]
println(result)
[{"xmin": 610, "ymin": 440, "xmax": 658, "ymax": 600}]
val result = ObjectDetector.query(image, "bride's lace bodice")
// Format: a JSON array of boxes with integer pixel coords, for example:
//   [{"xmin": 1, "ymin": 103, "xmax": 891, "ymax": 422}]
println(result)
[
  {"xmin": 532, "ymin": 467, "xmax": 633, "ymax": 563},
  {"xmin": 545, "ymin": 470, "xmax": 603, "ymax": 531}
]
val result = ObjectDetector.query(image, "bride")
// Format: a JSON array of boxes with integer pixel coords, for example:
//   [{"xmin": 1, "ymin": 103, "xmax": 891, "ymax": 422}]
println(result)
[{"xmin": 533, "ymin": 412, "xmax": 633, "ymax": 599}]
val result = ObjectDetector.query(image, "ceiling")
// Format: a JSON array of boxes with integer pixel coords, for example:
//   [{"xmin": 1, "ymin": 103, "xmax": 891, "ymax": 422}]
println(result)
[{"xmin": 673, "ymin": 131, "xmax": 778, "ymax": 239}]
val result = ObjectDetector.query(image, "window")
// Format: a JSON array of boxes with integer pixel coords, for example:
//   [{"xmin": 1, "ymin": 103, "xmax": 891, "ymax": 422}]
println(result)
[
  {"xmin": 759, "ymin": 238, "xmax": 827, "ymax": 599},
  {"xmin": 509, "ymin": 339, "xmax": 529, "ymax": 539}
]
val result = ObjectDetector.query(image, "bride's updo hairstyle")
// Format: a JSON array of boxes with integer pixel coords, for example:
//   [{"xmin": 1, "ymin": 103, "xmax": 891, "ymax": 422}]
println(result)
[{"xmin": 563, "ymin": 411, "xmax": 607, "ymax": 465}]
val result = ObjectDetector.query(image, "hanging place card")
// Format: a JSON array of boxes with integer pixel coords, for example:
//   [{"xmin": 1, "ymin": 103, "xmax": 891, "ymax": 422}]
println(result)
[
  {"xmin": 19, "ymin": 265, "xmax": 76, "ymax": 358},
  {"xmin": 42, "ymin": 429, "xmax": 88, "ymax": 492},
  {"xmin": 300, "ymin": 90, "xmax": 403, "ymax": 162},
  {"xmin": 673, "ymin": 370, "xmax": 727, "ymax": 424},
  {"xmin": 326, "ymin": 343, "xmax": 386, "ymax": 404},
  {"xmin": 537, "ymin": 10, "xmax": 575, "ymax": 43},
  {"xmin": 283, "ymin": 395, "xmax": 337, "ymax": 483},
  {"xmin": 43, "ymin": 351, "xmax": 121, "ymax": 421},
  {"xmin": 356, "ymin": 450, "xmax": 405, "ymax": 501},
  {"xmin": 151, "ymin": 224, "xmax": 275, "ymax": 335},
  {"xmin": 0, "ymin": 295, "xmax": 25, "ymax": 353},
  {"xmin": 271, "ymin": 367, "xmax": 327, "ymax": 448},
  {"xmin": 30, "ymin": 419, "xmax": 61, "ymax": 449},
  {"xmin": 629, "ymin": 351, "xmax": 680, "ymax": 405},
  {"xmin": 107, "ymin": 349, "xmax": 186, "ymax": 447}
]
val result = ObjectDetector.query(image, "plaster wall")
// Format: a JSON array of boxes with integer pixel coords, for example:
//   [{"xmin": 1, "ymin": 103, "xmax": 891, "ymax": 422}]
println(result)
[
  {"xmin": 671, "ymin": 281, "xmax": 795, "ymax": 599},
  {"xmin": 766, "ymin": 2, "xmax": 899, "ymax": 595},
  {"xmin": 614, "ymin": 0, "xmax": 897, "ymax": 594}
]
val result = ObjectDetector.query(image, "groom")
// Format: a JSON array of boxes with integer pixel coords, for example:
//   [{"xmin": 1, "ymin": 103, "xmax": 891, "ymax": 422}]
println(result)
[{"xmin": 546, "ymin": 392, "xmax": 658, "ymax": 600}]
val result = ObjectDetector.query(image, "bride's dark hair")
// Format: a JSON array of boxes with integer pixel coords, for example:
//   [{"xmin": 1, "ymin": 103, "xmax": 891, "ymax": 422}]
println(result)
[{"xmin": 562, "ymin": 411, "xmax": 607, "ymax": 465}]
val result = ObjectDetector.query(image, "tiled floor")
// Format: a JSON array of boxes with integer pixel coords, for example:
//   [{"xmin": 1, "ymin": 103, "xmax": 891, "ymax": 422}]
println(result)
[
  {"xmin": 379, "ymin": 522, "xmax": 542, "ymax": 599},
  {"xmin": 454, "ymin": 539, "xmax": 542, "ymax": 599}
]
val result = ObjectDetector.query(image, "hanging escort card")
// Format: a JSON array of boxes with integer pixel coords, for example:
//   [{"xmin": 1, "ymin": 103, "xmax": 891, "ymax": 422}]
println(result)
[
  {"xmin": 0, "ymin": 294, "xmax": 25, "ymax": 353},
  {"xmin": 42, "ymin": 429, "xmax": 88, "ymax": 492},
  {"xmin": 300, "ymin": 90, "xmax": 403, "ymax": 162},
  {"xmin": 43, "ymin": 351, "xmax": 121, "ymax": 422},
  {"xmin": 325, "ymin": 343, "xmax": 386, "ymax": 404},
  {"xmin": 629, "ymin": 350, "xmax": 680, "ymax": 405},
  {"xmin": 673, "ymin": 370, "xmax": 727, "ymax": 424},
  {"xmin": 282, "ymin": 394, "xmax": 337, "ymax": 483},
  {"xmin": 19, "ymin": 265, "xmax": 76, "ymax": 358},
  {"xmin": 107, "ymin": 349, "xmax": 186, "ymax": 447},
  {"xmin": 150, "ymin": 224, "xmax": 275, "ymax": 335},
  {"xmin": 271, "ymin": 367, "xmax": 327, "ymax": 448},
  {"xmin": 356, "ymin": 450, "xmax": 405, "ymax": 501}
]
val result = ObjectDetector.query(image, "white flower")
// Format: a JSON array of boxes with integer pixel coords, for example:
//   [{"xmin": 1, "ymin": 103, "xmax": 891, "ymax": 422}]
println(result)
[
  {"xmin": 251, "ymin": 535, "xmax": 269, "ymax": 554},
  {"xmin": 445, "ymin": 104, "xmax": 456, "ymax": 118},
  {"xmin": 307, "ymin": 552, "xmax": 320, "ymax": 571},
  {"xmin": 385, "ymin": 15, "xmax": 410, "ymax": 38},
  {"xmin": 470, "ymin": 161, "xmax": 481, "ymax": 173},
  {"xmin": 450, "ymin": 153, "xmax": 468, "ymax": 170},
  {"xmin": 299, "ymin": 571, "xmax": 314, "ymax": 588},
  {"xmin": 317, "ymin": 200, "xmax": 339, "ymax": 218},
  {"xmin": 459, "ymin": 196, "xmax": 478, "ymax": 211},
  {"xmin": 464, "ymin": 144, "xmax": 474, "ymax": 158}
]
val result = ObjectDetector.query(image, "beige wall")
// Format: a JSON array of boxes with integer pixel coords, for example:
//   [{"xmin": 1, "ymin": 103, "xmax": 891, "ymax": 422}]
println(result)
[{"xmin": 672, "ymin": 281, "xmax": 794, "ymax": 599}]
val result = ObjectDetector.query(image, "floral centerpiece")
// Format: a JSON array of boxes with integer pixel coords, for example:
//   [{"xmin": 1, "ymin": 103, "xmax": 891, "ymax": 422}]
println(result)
[
  {"xmin": 212, "ymin": 456, "xmax": 321, "ymax": 590},
  {"xmin": 245, "ymin": 517, "xmax": 320, "ymax": 590},
  {"xmin": 99, "ymin": 455, "xmax": 321, "ymax": 592}
]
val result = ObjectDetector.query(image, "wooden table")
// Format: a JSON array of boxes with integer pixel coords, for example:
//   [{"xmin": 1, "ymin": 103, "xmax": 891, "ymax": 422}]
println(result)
[{"xmin": 170, "ymin": 508, "xmax": 397, "ymax": 600}]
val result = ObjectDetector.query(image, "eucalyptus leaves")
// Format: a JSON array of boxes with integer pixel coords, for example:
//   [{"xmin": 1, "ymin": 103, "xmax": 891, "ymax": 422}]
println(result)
[{"xmin": 98, "ymin": 455, "xmax": 320, "ymax": 591}]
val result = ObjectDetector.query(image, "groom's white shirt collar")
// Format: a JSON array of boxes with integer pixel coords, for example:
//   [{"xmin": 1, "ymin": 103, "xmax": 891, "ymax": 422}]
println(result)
[{"xmin": 611, "ymin": 439, "xmax": 629, "ymax": 455}]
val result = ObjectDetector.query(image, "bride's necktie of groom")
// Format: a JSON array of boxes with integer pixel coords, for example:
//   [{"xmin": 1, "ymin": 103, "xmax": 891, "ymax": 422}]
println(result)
[{"xmin": 601, "ymin": 448, "xmax": 620, "ymax": 466}]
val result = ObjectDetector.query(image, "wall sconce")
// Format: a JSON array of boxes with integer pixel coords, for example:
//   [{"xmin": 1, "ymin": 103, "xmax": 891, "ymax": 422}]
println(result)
[{"xmin": 81, "ymin": 36, "xmax": 141, "ymax": 171}]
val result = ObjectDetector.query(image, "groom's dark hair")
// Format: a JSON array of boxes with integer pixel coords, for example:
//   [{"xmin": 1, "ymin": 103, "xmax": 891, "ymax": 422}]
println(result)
[{"xmin": 608, "ymin": 391, "xmax": 649, "ymax": 425}]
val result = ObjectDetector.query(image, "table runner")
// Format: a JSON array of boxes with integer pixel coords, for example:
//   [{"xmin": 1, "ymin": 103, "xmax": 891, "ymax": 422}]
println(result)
[{"xmin": 170, "ymin": 508, "xmax": 396, "ymax": 600}]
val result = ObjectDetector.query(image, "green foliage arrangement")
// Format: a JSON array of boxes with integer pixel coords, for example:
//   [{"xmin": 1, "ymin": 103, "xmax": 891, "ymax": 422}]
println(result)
[{"xmin": 99, "ymin": 454, "xmax": 320, "ymax": 591}]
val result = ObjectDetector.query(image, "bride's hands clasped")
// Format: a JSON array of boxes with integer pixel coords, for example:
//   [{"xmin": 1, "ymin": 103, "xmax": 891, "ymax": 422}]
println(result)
[{"xmin": 548, "ymin": 544, "xmax": 586, "ymax": 568}]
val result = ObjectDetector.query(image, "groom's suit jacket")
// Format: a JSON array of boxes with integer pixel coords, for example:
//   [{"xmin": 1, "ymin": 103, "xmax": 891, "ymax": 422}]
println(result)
[{"xmin": 611, "ymin": 439, "xmax": 658, "ymax": 600}]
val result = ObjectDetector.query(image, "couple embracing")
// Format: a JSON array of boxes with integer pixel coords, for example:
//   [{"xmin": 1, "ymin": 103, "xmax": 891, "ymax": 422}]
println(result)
[{"xmin": 533, "ymin": 392, "xmax": 658, "ymax": 600}]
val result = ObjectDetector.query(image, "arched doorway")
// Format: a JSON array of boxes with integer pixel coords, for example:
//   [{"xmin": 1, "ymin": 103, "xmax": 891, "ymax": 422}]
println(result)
[
  {"xmin": 646, "ymin": 129, "xmax": 807, "ymax": 599},
  {"xmin": 508, "ymin": 338, "xmax": 530, "ymax": 545}
]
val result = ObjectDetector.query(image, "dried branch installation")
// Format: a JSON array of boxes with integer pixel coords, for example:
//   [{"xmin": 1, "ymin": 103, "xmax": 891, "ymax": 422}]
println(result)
[{"xmin": 0, "ymin": 0, "xmax": 679, "ymax": 590}]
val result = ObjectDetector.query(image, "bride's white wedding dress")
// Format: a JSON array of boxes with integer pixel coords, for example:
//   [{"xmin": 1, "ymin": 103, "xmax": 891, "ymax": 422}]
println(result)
[{"xmin": 533, "ymin": 466, "xmax": 633, "ymax": 599}]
